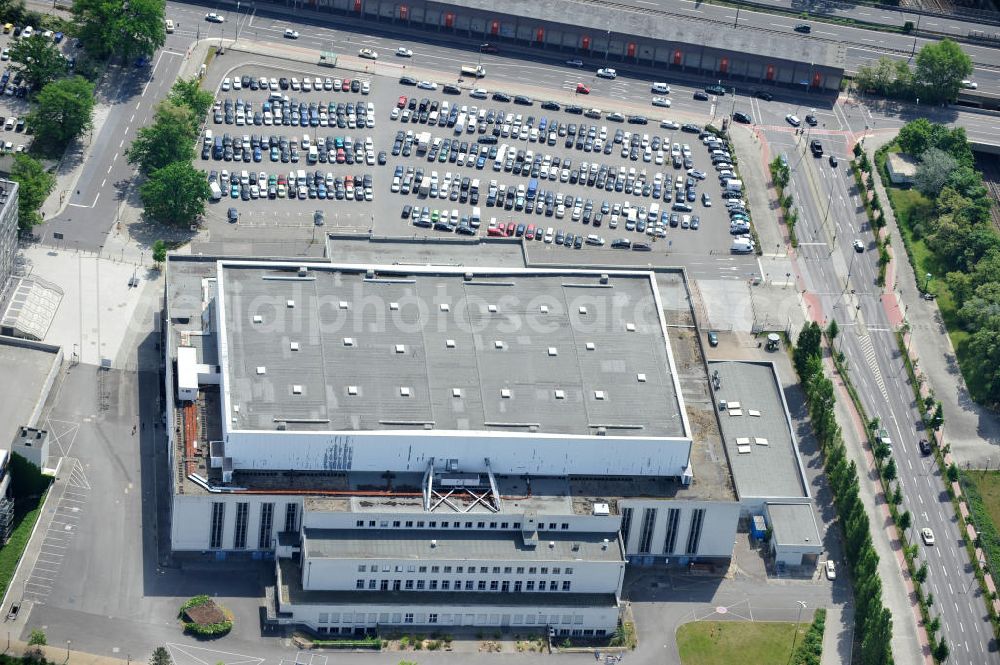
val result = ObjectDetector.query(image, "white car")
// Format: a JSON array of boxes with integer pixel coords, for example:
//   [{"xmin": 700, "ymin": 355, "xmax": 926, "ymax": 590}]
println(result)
[
  {"xmin": 660, "ymin": 119, "xmax": 680, "ymax": 130},
  {"xmin": 395, "ymin": 47, "xmax": 413, "ymax": 57},
  {"xmin": 961, "ymin": 79, "xmax": 978, "ymax": 90},
  {"xmin": 205, "ymin": 12, "xmax": 224, "ymax": 22},
  {"xmin": 417, "ymin": 80, "xmax": 438, "ymax": 90},
  {"xmin": 359, "ymin": 48, "xmax": 378, "ymax": 60},
  {"xmin": 470, "ymin": 88, "xmax": 488, "ymax": 99},
  {"xmin": 652, "ymin": 97, "xmax": 671, "ymax": 108},
  {"xmin": 585, "ymin": 234, "xmax": 605, "ymax": 246},
  {"xmin": 361, "ymin": 80, "xmax": 371, "ymax": 95},
  {"xmin": 651, "ymin": 82, "xmax": 670, "ymax": 94},
  {"xmin": 825, "ymin": 560, "xmax": 836, "ymax": 580},
  {"xmin": 0, "ymin": 48, "xmax": 8, "ymax": 61},
  {"xmin": 921, "ymin": 528, "xmax": 936, "ymax": 545},
  {"xmin": 221, "ymin": 77, "xmax": 231, "ymax": 91},
  {"xmin": 566, "ymin": 59, "xmax": 584, "ymax": 67},
  {"xmin": 596, "ymin": 68, "xmax": 617, "ymax": 79},
  {"xmin": 283, "ymin": 29, "xmax": 299, "ymax": 39},
  {"xmin": 785, "ymin": 114, "xmax": 801, "ymax": 127}
]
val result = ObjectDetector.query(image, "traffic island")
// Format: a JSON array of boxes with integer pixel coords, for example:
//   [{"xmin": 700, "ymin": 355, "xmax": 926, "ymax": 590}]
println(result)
[{"xmin": 179, "ymin": 595, "xmax": 234, "ymax": 638}]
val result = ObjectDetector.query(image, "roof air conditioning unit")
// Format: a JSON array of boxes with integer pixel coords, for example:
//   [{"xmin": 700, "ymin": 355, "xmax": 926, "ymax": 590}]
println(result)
[
  {"xmin": 298, "ymin": 266, "xmax": 308, "ymax": 276},
  {"xmin": 366, "ymin": 269, "xmax": 375, "ymax": 279},
  {"xmin": 602, "ymin": 539, "xmax": 609, "ymax": 550},
  {"xmin": 600, "ymin": 273, "xmax": 609, "ymax": 284},
  {"xmin": 549, "ymin": 541, "xmax": 555, "ymax": 548},
  {"xmin": 430, "ymin": 539, "xmax": 438, "ymax": 548},
  {"xmin": 464, "ymin": 272, "xmax": 474, "ymax": 281}
]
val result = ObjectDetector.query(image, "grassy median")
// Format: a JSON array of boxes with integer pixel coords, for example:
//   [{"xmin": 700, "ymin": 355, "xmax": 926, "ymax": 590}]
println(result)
[{"xmin": 677, "ymin": 620, "xmax": 809, "ymax": 665}]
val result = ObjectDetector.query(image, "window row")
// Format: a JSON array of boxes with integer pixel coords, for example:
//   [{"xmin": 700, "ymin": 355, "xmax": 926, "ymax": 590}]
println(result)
[
  {"xmin": 316, "ymin": 626, "xmax": 604, "ymax": 637},
  {"xmin": 355, "ymin": 519, "xmax": 573, "ymax": 530},
  {"xmin": 356, "ymin": 563, "xmax": 574, "ymax": 575},
  {"xmin": 316, "ymin": 611, "xmax": 590, "ymax": 627},
  {"xmin": 354, "ymin": 579, "xmax": 572, "ymax": 592}
]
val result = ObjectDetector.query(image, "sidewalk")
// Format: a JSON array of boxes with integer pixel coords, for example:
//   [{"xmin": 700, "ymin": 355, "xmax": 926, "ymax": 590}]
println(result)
[{"xmin": 862, "ymin": 138, "xmax": 1000, "ymax": 466}]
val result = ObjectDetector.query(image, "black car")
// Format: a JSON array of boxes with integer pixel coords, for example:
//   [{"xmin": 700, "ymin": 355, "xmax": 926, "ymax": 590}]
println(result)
[
  {"xmin": 279, "ymin": 77, "xmax": 289, "ymax": 89},
  {"xmin": 693, "ymin": 91, "xmax": 709, "ymax": 101},
  {"xmin": 632, "ymin": 242, "xmax": 652, "ymax": 251},
  {"xmin": 794, "ymin": 23, "xmax": 811, "ymax": 33},
  {"xmin": 401, "ymin": 204, "xmax": 412, "ymax": 219},
  {"xmin": 400, "ymin": 76, "xmax": 418, "ymax": 86},
  {"xmin": 919, "ymin": 439, "xmax": 932, "ymax": 455},
  {"xmin": 627, "ymin": 115, "xmax": 648, "ymax": 125},
  {"xmin": 732, "ymin": 111, "xmax": 752, "ymax": 124},
  {"xmin": 227, "ymin": 207, "xmax": 239, "ymax": 222},
  {"xmin": 829, "ymin": 154, "xmax": 838, "ymax": 167},
  {"xmin": 565, "ymin": 105, "xmax": 584, "ymax": 115},
  {"xmin": 681, "ymin": 123, "xmax": 702, "ymax": 133},
  {"xmin": 753, "ymin": 90, "xmax": 773, "ymax": 101},
  {"xmin": 805, "ymin": 114, "xmax": 818, "ymax": 126},
  {"xmin": 492, "ymin": 92, "xmax": 512, "ymax": 102},
  {"xmin": 541, "ymin": 101, "xmax": 561, "ymax": 111},
  {"xmin": 611, "ymin": 238, "xmax": 631, "ymax": 249},
  {"xmin": 705, "ymin": 84, "xmax": 726, "ymax": 96},
  {"xmin": 443, "ymin": 84, "xmax": 461, "ymax": 94},
  {"xmin": 514, "ymin": 95, "xmax": 534, "ymax": 106}
]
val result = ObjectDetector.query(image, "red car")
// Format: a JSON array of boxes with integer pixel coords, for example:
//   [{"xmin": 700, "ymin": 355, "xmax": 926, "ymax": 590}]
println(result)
[
  {"xmin": 505, "ymin": 222, "xmax": 517, "ymax": 236},
  {"xmin": 576, "ymin": 83, "xmax": 590, "ymax": 94},
  {"xmin": 487, "ymin": 226, "xmax": 505, "ymax": 237},
  {"xmin": 526, "ymin": 224, "xmax": 535, "ymax": 238},
  {"xmin": 341, "ymin": 78, "xmax": 351, "ymax": 92},
  {"xmin": 397, "ymin": 95, "xmax": 407, "ymax": 108},
  {"xmin": 336, "ymin": 148, "xmax": 346, "ymax": 163}
]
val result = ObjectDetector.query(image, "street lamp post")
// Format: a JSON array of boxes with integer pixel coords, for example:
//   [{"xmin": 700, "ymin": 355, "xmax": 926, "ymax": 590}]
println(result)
[
  {"xmin": 734, "ymin": 5, "xmax": 741, "ymax": 26},
  {"xmin": 788, "ymin": 601, "xmax": 807, "ymax": 664},
  {"xmin": 910, "ymin": 14, "xmax": 922, "ymax": 59},
  {"xmin": 924, "ymin": 272, "xmax": 933, "ymax": 292}
]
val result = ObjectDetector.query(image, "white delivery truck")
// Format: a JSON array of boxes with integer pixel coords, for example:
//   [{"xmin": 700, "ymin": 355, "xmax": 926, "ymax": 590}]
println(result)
[
  {"xmin": 460, "ymin": 64, "xmax": 486, "ymax": 78},
  {"xmin": 725, "ymin": 178, "xmax": 744, "ymax": 194},
  {"xmin": 730, "ymin": 237, "xmax": 754, "ymax": 254},
  {"xmin": 415, "ymin": 131, "xmax": 432, "ymax": 156},
  {"xmin": 209, "ymin": 182, "xmax": 223, "ymax": 201}
]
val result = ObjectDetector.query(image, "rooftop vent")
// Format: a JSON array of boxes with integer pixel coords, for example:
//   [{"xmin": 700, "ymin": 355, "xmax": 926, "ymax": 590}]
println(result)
[
  {"xmin": 256, "ymin": 366, "xmax": 266, "ymax": 375},
  {"xmin": 494, "ymin": 340, "xmax": 504, "ymax": 349},
  {"xmin": 390, "ymin": 302, "xmax": 399, "ymax": 310},
  {"xmin": 286, "ymin": 299, "xmax": 295, "ymax": 308},
  {"xmin": 431, "ymin": 539, "xmax": 438, "ymax": 548},
  {"xmin": 440, "ymin": 303, "xmax": 450, "ymax": 312},
  {"xmin": 290, "ymin": 342, "xmax": 299, "ymax": 351},
  {"xmin": 298, "ymin": 266, "xmax": 308, "ymax": 276},
  {"xmin": 344, "ymin": 337, "xmax": 355, "ymax": 346},
  {"xmin": 339, "ymin": 301, "xmax": 349, "ymax": 310},
  {"xmin": 253, "ymin": 315, "xmax": 263, "ymax": 324},
  {"xmin": 594, "ymin": 390, "xmax": 607, "ymax": 400},
  {"xmin": 464, "ymin": 272, "xmax": 474, "ymax": 281},
  {"xmin": 501, "ymin": 388, "xmax": 512, "ymax": 399},
  {"xmin": 600, "ymin": 273, "xmax": 609, "ymax": 284},
  {"xmin": 366, "ymin": 269, "xmax": 375, "ymax": 279},
  {"xmin": 579, "ymin": 306, "xmax": 588, "ymax": 315},
  {"xmin": 400, "ymin": 387, "xmax": 411, "ymax": 397},
  {"xmin": 452, "ymin": 388, "xmax": 462, "ymax": 398},
  {"xmin": 602, "ymin": 539, "xmax": 609, "ymax": 550},
  {"xmin": 292, "ymin": 385, "xmax": 303, "ymax": 395},
  {"xmin": 547, "ymin": 347, "xmax": 558, "ymax": 356},
  {"xmin": 548, "ymin": 541, "xmax": 555, "ymax": 548},
  {"xmin": 446, "ymin": 339, "xmax": 456, "ymax": 348},
  {"xmin": 637, "ymin": 373, "xmax": 647, "ymax": 382},
  {"xmin": 488, "ymin": 304, "xmax": 498, "ymax": 313},
  {"xmin": 540, "ymin": 305, "xmax": 549, "ymax": 313},
  {"xmin": 626, "ymin": 322, "xmax": 636, "ymax": 332},
  {"xmin": 586, "ymin": 342, "xmax": 596, "ymax": 351},
  {"xmin": 596, "ymin": 426, "xmax": 607, "ymax": 436},
  {"xmin": 348, "ymin": 386, "xmax": 358, "ymax": 395},
  {"xmin": 572, "ymin": 542, "xmax": 580, "ymax": 551},
  {"xmin": 395, "ymin": 344, "xmax": 406, "ymax": 354},
  {"xmin": 554, "ymin": 390, "xmax": 565, "ymax": 399}
]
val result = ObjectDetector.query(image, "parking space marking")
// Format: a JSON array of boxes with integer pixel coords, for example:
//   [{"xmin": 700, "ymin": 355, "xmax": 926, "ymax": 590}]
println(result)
[{"xmin": 167, "ymin": 642, "xmax": 265, "ymax": 665}]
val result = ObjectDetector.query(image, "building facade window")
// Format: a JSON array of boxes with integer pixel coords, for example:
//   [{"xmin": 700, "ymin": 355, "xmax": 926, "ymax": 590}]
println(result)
[
  {"xmin": 441, "ymin": 581, "xmax": 450, "ymax": 590},
  {"xmin": 404, "ymin": 613, "xmax": 414, "ymax": 624},
  {"xmin": 663, "ymin": 508, "xmax": 681, "ymax": 554},
  {"xmin": 686, "ymin": 508, "xmax": 706, "ymax": 555},
  {"xmin": 405, "ymin": 580, "xmax": 414, "ymax": 590},
  {"xmin": 514, "ymin": 581, "xmax": 522, "ymax": 592},
  {"xmin": 368, "ymin": 580, "xmax": 376, "ymax": 589},
  {"xmin": 429, "ymin": 613, "xmax": 438, "ymax": 624},
  {"xmin": 478, "ymin": 581, "xmax": 487, "ymax": 590},
  {"xmin": 356, "ymin": 579, "xmax": 365, "ymax": 589},
  {"xmin": 209, "ymin": 502, "xmax": 225, "ymax": 549},
  {"xmin": 637, "ymin": 507, "xmax": 657, "ymax": 553},
  {"xmin": 562, "ymin": 581, "xmax": 571, "ymax": 591},
  {"xmin": 258, "ymin": 502, "xmax": 274, "ymax": 549},
  {"xmin": 284, "ymin": 503, "xmax": 299, "ymax": 532},
  {"xmin": 620, "ymin": 507, "xmax": 634, "ymax": 549},
  {"xmin": 526, "ymin": 581, "xmax": 535, "ymax": 591},
  {"xmin": 233, "ymin": 502, "xmax": 249, "ymax": 550}
]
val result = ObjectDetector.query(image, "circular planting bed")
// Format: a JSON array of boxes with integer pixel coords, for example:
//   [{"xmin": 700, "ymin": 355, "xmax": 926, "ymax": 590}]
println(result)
[{"xmin": 179, "ymin": 595, "xmax": 234, "ymax": 638}]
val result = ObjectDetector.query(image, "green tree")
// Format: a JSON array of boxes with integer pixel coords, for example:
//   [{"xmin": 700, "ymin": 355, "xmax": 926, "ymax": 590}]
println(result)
[
  {"xmin": 140, "ymin": 160, "xmax": 210, "ymax": 227},
  {"xmin": 149, "ymin": 647, "xmax": 173, "ymax": 665},
  {"xmin": 966, "ymin": 322, "xmax": 1000, "ymax": 405},
  {"xmin": 929, "ymin": 402, "xmax": 944, "ymax": 430},
  {"xmin": 27, "ymin": 76, "xmax": 95, "ymax": 151},
  {"xmin": 152, "ymin": 239, "xmax": 167, "ymax": 265},
  {"xmin": 896, "ymin": 509, "xmax": 910, "ymax": 530},
  {"xmin": 914, "ymin": 147, "xmax": 958, "ymax": 198},
  {"xmin": 169, "ymin": 77, "xmax": 214, "ymax": 120},
  {"xmin": 72, "ymin": 0, "xmax": 166, "ymax": 61},
  {"xmin": 27, "ymin": 629, "xmax": 46, "ymax": 645},
  {"xmin": 933, "ymin": 638, "xmax": 950, "ymax": 662},
  {"xmin": 884, "ymin": 458, "xmax": 897, "ymax": 481},
  {"xmin": 915, "ymin": 38, "xmax": 973, "ymax": 103},
  {"xmin": 915, "ymin": 562, "xmax": 928, "ymax": 583},
  {"xmin": 10, "ymin": 153, "xmax": 55, "ymax": 230},
  {"xmin": 793, "ymin": 321, "xmax": 822, "ymax": 378},
  {"xmin": 897, "ymin": 118, "xmax": 937, "ymax": 157},
  {"xmin": 9, "ymin": 33, "xmax": 69, "ymax": 92},
  {"xmin": 127, "ymin": 101, "xmax": 197, "ymax": 174}
]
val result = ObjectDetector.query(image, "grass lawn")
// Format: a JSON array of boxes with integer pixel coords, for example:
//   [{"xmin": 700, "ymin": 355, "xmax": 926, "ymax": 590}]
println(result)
[
  {"xmin": 963, "ymin": 471, "xmax": 1000, "ymax": 573},
  {"xmin": 0, "ymin": 491, "xmax": 47, "ymax": 601},
  {"xmin": 676, "ymin": 620, "xmax": 808, "ymax": 665},
  {"xmin": 966, "ymin": 471, "xmax": 1000, "ymax": 527}
]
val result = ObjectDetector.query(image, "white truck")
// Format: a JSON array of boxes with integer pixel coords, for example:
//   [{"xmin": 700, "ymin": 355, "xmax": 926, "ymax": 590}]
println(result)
[
  {"xmin": 415, "ymin": 131, "xmax": 432, "ymax": 156},
  {"xmin": 730, "ymin": 237, "xmax": 754, "ymax": 254},
  {"xmin": 725, "ymin": 178, "xmax": 744, "ymax": 194},
  {"xmin": 461, "ymin": 64, "xmax": 486, "ymax": 78}
]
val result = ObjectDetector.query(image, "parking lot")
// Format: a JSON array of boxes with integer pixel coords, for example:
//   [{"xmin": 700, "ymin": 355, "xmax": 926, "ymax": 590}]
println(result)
[
  {"xmin": 197, "ymin": 57, "xmax": 750, "ymax": 259},
  {"xmin": 0, "ymin": 23, "xmax": 69, "ymax": 154}
]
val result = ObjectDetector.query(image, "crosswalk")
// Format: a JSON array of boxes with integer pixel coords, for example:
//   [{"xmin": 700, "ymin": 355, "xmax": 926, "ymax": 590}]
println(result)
[{"xmin": 857, "ymin": 333, "xmax": 888, "ymax": 402}]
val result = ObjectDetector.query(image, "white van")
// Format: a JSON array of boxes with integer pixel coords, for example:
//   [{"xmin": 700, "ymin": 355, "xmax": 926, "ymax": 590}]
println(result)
[
  {"xmin": 731, "ymin": 238, "xmax": 754, "ymax": 254},
  {"xmin": 165, "ymin": 19, "xmax": 175, "ymax": 33},
  {"xmin": 296, "ymin": 169, "xmax": 307, "ymax": 187},
  {"xmin": 203, "ymin": 129, "xmax": 213, "ymax": 145},
  {"xmin": 470, "ymin": 207, "xmax": 482, "ymax": 227},
  {"xmin": 209, "ymin": 182, "xmax": 222, "ymax": 201},
  {"xmin": 647, "ymin": 203, "xmax": 660, "ymax": 222}
]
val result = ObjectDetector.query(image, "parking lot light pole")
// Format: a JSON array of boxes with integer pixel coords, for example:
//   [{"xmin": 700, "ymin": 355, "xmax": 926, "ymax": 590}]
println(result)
[{"xmin": 787, "ymin": 601, "xmax": 807, "ymax": 665}]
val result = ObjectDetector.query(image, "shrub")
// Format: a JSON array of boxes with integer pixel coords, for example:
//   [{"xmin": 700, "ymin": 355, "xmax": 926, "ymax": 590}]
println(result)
[{"xmin": 179, "ymin": 595, "xmax": 233, "ymax": 638}]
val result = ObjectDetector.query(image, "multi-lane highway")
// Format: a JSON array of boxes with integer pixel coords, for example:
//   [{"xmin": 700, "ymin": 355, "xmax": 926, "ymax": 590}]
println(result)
[{"xmin": 768, "ymin": 122, "xmax": 998, "ymax": 663}]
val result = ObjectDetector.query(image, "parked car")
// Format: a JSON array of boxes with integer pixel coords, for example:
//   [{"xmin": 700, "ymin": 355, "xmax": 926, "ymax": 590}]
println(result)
[
  {"xmin": 794, "ymin": 23, "xmax": 811, "ymax": 33},
  {"xmin": 283, "ymin": 28, "xmax": 299, "ymax": 39},
  {"xmin": 825, "ymin": 560, "xmax": 836, "ymax": 580},
  {"xmin": 396, "ymin": 47, "xmax": 413, "ymax": 57},
  {"xmin": 596, "ymin": 68, "xmax": 617, "ymax": 79},
  {"xmin": 358, "ymin": 48, "xmax": 378, "ymax": 60},
  {"xmin": 205, "ymin": 12, "xmax": 224, "ymax": 22}
]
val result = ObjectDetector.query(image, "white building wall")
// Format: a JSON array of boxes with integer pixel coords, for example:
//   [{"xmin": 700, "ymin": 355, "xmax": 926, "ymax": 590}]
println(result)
[
  {"xmin": 224, "ymin": 429, "xmax": 692, "ymax": 477},
  {"xmin": 301, "ymin": 555, "xmax": 623, "ymax": 595},
  {"xmin": 171, "ymin": 493, "xmax": 302, "ymax": 551},
  {"xmin": 618, "ymin": 500, "xmax": 739, "ymax": 561},
  {"xmin": 302, "ymin": 509, "xmax": 621, "ymax": 535},
  {"xmin": 284, "ymin": 600, "xmax": 620, "ymax": 633}
]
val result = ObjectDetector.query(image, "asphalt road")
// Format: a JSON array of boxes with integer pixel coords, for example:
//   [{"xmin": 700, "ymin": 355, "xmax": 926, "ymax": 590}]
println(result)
[
  {"xmin": 622, "ymin": 0, "xmax": 995, "ymax": 39},
  {"xmin": 768, "ymin": 123, "xmax": 999, "ymax": 663}
]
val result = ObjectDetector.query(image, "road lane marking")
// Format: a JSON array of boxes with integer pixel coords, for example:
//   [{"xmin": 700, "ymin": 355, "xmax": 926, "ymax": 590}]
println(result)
[
  {"xmin": 135, "ymin": 101, "xmax": 141, "ymax": 110},
  {"xmin": 119, "ymin": 139, "xmax": 124, "ymax": 148},
  {"xmin": 101, "ymin": 178, "xmax": 106, "ymax": 188},
  {"xmin": 130, "ymin": 113, "xmax": 135, "ymax": 123}
]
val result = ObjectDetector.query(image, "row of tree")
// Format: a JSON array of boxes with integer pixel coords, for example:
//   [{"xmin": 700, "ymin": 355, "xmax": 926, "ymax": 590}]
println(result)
[
  {"xmin": 854, "ymin": 39, "xmax": 973, "ymax": 104},
  {"xmin": 793, "ymin": 323, "xmax": 895, "ymax": 665},
  {"xmin": 892, "ymin": 119, "xmax": 1000, "ymax": 406},
  {"xmin": 128, "ymin": 79, "xmax": 213, "ymax": 226}
]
